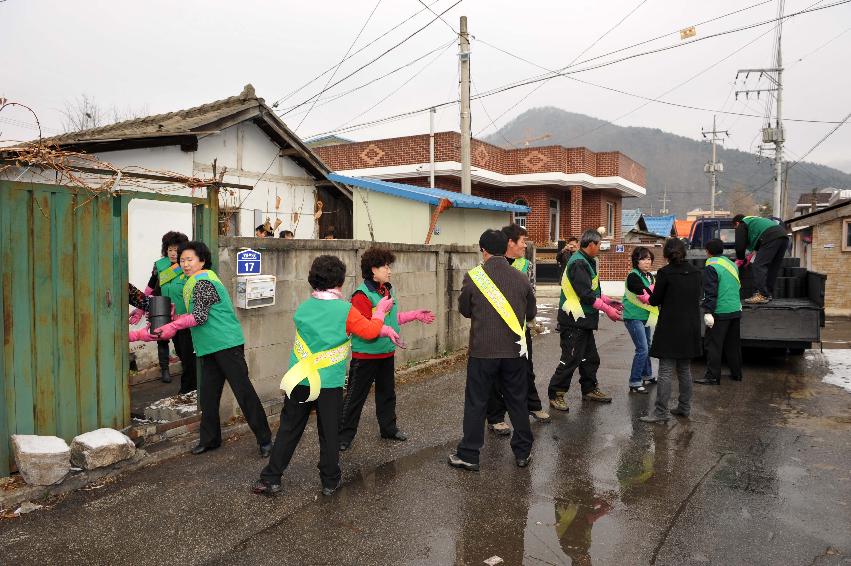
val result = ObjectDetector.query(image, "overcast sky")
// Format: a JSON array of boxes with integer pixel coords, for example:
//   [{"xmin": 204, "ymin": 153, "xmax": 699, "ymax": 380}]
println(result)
[{"xmin": 2, "ymin": 0, "xmax": 850, "ymax": 174}]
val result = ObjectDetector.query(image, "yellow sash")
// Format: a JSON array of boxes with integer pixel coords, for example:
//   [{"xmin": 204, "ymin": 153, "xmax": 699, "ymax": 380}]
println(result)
[
  {"xmin": 560, "ymin": 264, "xmax": 599, "ymax": 320},
  {"xmin": 280, "ymin": 332, "xmax": 351, "ymax": 402},
  {"xmin": 624, "ymin": 291, "xmax": 659, "ymax": 328},
  {"xmin": 468, "ymin": 265, "xmax": 528, "ymax": 358},
  {"xmin": 512, "ymin": 257, "xmax": 528, "ymax": 273},
  {"xmin": 706, "ymin": 257, "xmax": 740, "ymax": 283}
]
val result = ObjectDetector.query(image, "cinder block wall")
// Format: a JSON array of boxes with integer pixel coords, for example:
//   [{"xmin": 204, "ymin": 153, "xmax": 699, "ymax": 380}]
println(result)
[
  {"xmin": 215, "ymin": 237, "xmax": 480, "ymax": 418},
  {"xmin": 811, "ymin": 218, "xmax": 850, "ymax": 315}
]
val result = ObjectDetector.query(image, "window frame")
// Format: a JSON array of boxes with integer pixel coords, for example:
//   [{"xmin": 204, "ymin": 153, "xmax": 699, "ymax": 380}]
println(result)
[
  {"xmin": 513, "ymin": 198, "xmax": 528, "ymax": 230},
  {"xmin": 842, "ymin": 218, "xmax": 851, "ymax": 252},
  {"xmin": 605, "ymin": 201, "xmax": 615, "ymax": 239}
]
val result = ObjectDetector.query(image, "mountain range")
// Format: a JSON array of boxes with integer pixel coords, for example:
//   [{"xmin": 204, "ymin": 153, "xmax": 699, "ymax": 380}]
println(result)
[{"xmin": 485, "ymin": 107, "xmax": 851, "ymax": 217}]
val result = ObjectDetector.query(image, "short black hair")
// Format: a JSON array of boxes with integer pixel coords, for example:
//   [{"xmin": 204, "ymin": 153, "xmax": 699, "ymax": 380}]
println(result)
[
  {"xmin": 732, "ymin": 214, "xmax": 746, "ymax": 225},
  {"xmin": 663, "ymin": 237, "xmax": 686, "ymax": 264},
  {"xmin": 479, "ymin": 229, "xmax": 508, "ymax": 255},
  {"xmin": 308, "ymin": 255, "xmax": 346, "ymax": 291},
  {"xmin": 178, "ymin": 240, "xmax": 212, "ymax": 269},
  {"xmin": 279, "ymin": 230, "xmax": 294, "ymax": 238},
  {"xmin": 705, "ymin": 238, "xmax": 725, "ymax": 256},
  {"xmin": 566, "ymin": 236, "xmax": 579, "ymax": 243},
  {"xmin": 255, "ymin": 224, "xmax": 266, "ymax": 233},
  {"xmin": 501, "ymin": 223, "xmax": 528, "ymax": 243},
  {"xmin": 161, "ymin": 231, "xmax": 189, "ymax": 257},
  {"xmin": 361, "ymin": 247, "xmax": 396, "ymax": 280},
  {"xmin": 631, "ymin": 246, "xmax": 654, "ymax": 268}
]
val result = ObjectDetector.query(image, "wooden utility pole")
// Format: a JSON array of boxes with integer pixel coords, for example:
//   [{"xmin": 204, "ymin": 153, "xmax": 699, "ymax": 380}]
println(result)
[{"xmin": 459, "ymin": 16, "xmax": 471, "ymax": 195}]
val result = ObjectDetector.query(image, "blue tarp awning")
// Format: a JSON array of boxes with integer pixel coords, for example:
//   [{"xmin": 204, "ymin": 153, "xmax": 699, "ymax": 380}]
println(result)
[{"xmin": 328, "ymin": 174, "xmax": 530, "ymax": 213}]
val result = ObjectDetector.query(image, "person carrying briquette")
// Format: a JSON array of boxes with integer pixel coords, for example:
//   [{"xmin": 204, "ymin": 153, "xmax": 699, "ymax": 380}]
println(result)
[
  {"xmin": 130, "ymin": 231, "xmax": 190, "ymax": 384},
  {"xmin": 253, "ymin": 255, "xmax": 403, "ymax": 497},
  {"xmin": 448, "ymin": 229, "xmax": 537, "ymax": 472},
  {"xmin": 733, "ymin": 214, "xmax": 789, "ymax": 304},
  {"xmin": 548, "ymin": 229, "xmax": 622, "ymax": 413},
  {"xmin": 639, "ymin": 238, "xmax": 702, "ymax": 423},
  {"xmin": 486, "ymin": 224, "xmax": 550, "ymax": 438},
  {"xmin": 694, "ymin": 238, "xmax": 744, "ymax": 385},
  {"xmin": 132, "ymin": 240, "xmax": 273, "ymax": 456},
  {"xmin": 338, "ymin": 247, "xmax": 435, "ymax": 452},
  {"xmin": 622, "ymin": 246, "xmax": 658, "ymax": 394}
]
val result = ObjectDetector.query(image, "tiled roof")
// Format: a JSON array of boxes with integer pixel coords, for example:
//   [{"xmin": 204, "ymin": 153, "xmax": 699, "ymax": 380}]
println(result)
[
  {"xmin": 643, "ymin": 214, "xmax": 677, "ymax": 237},
  {"xmin": 622, "ymin": 209, "xmax": 643, "ymax": 232},
  {"xmin": 328, "ymin": 174, "xmax": 530, "ymax": 213}
]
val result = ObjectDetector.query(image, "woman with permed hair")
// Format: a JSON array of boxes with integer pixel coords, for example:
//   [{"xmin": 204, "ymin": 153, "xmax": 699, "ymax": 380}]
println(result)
[
  {"xmin": 253, "ymin": 255, "xmax": 403, "ymax": 497},
  {"xmin": 621, "ymin": 246, "xmax": 658, "ymax": 394},
  {"xmin": 337, "ymin": 247, "xmax": 435, "ymax": 452}
]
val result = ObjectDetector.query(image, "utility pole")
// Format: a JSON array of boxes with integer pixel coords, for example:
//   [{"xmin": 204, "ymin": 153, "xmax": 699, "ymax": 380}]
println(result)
[
  {"xmin": 429, "ymin": 107, "xmax": 436, "ymax": 189},
  {"xmin": 459, "ymin": 15, "xmax": 472, "ymax": 195},
  {"xmin": 658, "ymin": 186, "xmax": 670, "ymax": 215},
  {"xmin": 702, "ymin": 115, "xmax": 729, "ymax": 218},
  {"xmin": 736, "ymin": 0, "xmax": 784, "ymax": 217}
]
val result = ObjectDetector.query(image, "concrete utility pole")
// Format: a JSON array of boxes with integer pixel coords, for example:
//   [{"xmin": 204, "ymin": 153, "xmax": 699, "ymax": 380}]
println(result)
[
  {"xmin": 429, "ymin": 107, "xmax": 436, "ymax": 189},
  {"xmin": 702, "ymin": 115, "xmax": 729, "ymax": 218},
  {"xmin": 658, "ymin": 186, "xmax": 670, "ymax": 215},
  {"xmin": 736, "ymin": 0, "xmax": 784, "ymax": 217},
  {"xmin": 459, "ymin": 15, "xmax": 472, "ymax": 195}
]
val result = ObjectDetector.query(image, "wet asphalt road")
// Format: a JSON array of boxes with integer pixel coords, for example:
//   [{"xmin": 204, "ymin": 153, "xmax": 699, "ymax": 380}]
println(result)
[{"xmin": 2, "ymin": 307, "xmax": 850, "ymax": 566}]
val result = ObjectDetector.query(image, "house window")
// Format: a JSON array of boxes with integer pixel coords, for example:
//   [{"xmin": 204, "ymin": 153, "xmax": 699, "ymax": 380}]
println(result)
[
  {"xmin": 549, "ymin": 199, "xmax": 560, "ymax": 243},
  {"xmin": 843, "ymin": 219, "xmax": 851, "ymax": 252},
  {"xmin": 606, "ymin": 202, "xmax": 615, "ymax": 238},
  {"xmin": 513, "ymin": 199, "xmax": 528, "ymax": 229}
]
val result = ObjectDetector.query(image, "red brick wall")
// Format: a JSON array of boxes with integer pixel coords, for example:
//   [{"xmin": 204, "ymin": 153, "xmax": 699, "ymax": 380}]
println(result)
[{"xmin": 597, "ymin": 243, "xmax": 667, "ymax": 281}]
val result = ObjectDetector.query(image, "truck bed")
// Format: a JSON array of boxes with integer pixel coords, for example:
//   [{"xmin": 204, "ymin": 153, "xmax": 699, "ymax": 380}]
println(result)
[{"xmin": 740, "ymin": 297, "xmax": 822, "ymax": 347}]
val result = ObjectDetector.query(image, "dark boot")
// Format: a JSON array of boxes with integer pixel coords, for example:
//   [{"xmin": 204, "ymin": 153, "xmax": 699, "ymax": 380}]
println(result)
[{"xmin": 160, "ymin": 366, "xmax": 172, "ymax": 383}]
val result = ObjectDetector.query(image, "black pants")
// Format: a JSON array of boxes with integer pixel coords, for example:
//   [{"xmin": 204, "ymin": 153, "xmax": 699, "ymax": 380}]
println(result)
[
  {"xmin": 173, "ymin": 329, "xmax": 197, "ymax": 393},
  {"xmin": 752, "ymin": 236, "xmax": 788, "ymax": 297},
  {"xmin": 703, "ymin": 317, "xmax": 743, "ymax": 381},
  {"xmin": 548, "ymin": 326, "xmax": 600, "ymax": 399},
  {"xmin": 486, "ymin": 329, "xmax": 542, "ymax": 424},
  {"xmin": 198, "ymin": 345, "xmax": 271, "ymax": 448},
  {"xmin": 157, "ymin": 339, "xmax": 170, "ymax": 370},
  {"xmin": 456, "ymin": 357, "xmax": 533, "ymax": 465},
  {"xmin": 339, "ymin": 357, "xmax": 398, "ymax": 444},
  {"xmin": 261, "ymin": 385, "xmax": 342, "ymax": 489}
]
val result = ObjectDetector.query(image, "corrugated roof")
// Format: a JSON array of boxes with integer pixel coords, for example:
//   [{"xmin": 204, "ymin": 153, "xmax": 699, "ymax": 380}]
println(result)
[
  {"xmin": 643, "ymin": 214, "xmax": 677, "ymax": 237},
  {"xmin": 328, "ymin": 174, "xmax": 530, "ymax": 213},
  {"xmin": 622, "ymin": 209, "xmax": 643, "ymax": 232}
]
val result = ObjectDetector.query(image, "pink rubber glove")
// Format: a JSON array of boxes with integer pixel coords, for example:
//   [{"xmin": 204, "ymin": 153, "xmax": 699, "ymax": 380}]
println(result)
[
  {"xmin": 649, "ymin": 284, "xmax": 655, "ymax": 293},
  {"xmin": 129, "ymin": 324, "xmax": 158, "ymax": 343},
  {"xmin": 594, "ymin": 298, "xmax": 622, "ymax": 322},
  {"xmin": 735, "ymin": 259, "xmax": 745, "ymax": 268},
  {"xmin": 169, "ymin": 303, "xmax": 176, "ymax": 320},
  {"xmin": 746, "ymin": 252, "xmax": 755, "ymax": 265},
  {"xmin": 601, "ymin": 294, "xmax": 624, "ymax": 312},
  {"xmin": 143, "ymin": 286, "xmax": 154, "ymax": 297},
  {"xmin": 379, "ymin": 325, "xmax": 405, "ymax": 348},
  {"xmin": 129, "ymin": 308, "xmax": 145, "ymax": 325},
  {"xmin": 397, "ymin": 309, "xmax": 436, "ymax": 325},
  {"xmin": 638, "ymin": 290, "xmax": 651, "ymax": 305},
  {"xmin": 372, "ymin": 295, "xmax": 394, "ymax": 320},
  {"xmin": 152, "ymin": 314, "xmax": 198, "ymax": 341}
]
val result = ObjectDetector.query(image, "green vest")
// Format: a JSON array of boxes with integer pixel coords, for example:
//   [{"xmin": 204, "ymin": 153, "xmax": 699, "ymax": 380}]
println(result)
[
  {"xmin": 706, "ymin": 256, "xmax": 742, "ymax": 315},
  {"xmin": 559, "ymin": 252, "xmax": 600, "ymax": 316},
  {"xmin": 622, "ymin": 269, "xmax": 653, "ymax": 321},
  {"xmin": 289, "ymin": 297, "xmax": 352, "ymax": 388},
  {"xmin": 742, "ymin": 216, "xmax": 778, "ymax": 251},
  {"xmin": 511, "ymin": 256, "xmax": 529, "ymax": 275},
  {"xmin": 161, "ymin": 273, "xmax": 189, "ymax": 315},
  {"xmin": 351, "ymin": 283, "xmax": 400, "ymax": 354},
  {"xmin": 155, "ymin": 257, "xmax": 182, "ymax": 288},
  {"xmin": 183, "ymin": 270, "xmax": 244, "ymax": 357}
]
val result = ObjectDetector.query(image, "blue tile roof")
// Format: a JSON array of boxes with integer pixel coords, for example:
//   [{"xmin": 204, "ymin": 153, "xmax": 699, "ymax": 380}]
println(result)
[
  {"xmin": 328, "ymin": 174, "xmax": 530, "ymax": 213},
  {"xmin": 643, "ymin": 214, "xmax": 677, "ymax": 237}
]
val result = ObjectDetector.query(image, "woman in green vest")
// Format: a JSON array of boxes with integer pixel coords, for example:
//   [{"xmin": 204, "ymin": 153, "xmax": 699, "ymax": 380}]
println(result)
[
  {"xmin": 253, "ymin": 255, "xmax": 402, "ymax": 497},
  {"xmin": 142, "ymin": 241, "xmax": 273, "ymax": 457},
  {"xmin": 622, "ymin": 247, "xmax": 657, "ymax": 394}
]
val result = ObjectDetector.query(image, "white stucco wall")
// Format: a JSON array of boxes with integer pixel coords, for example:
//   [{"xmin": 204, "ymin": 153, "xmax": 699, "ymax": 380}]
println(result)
[{"xmin": 352, "ymin": 189, "xmax": 431, "ymax": 244}]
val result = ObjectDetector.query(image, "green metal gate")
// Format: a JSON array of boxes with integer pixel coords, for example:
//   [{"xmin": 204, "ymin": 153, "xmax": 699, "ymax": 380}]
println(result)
[{"xmin": 0, "ymin": 180, "xmax": 219, "ymax": 476}]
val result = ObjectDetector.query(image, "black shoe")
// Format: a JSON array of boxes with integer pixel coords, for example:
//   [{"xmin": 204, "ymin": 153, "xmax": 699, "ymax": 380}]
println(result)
[
  {"xmin": 252, "ymin": 479, "xmax": 281, "ymax": 497},
  {"xmin": 259, "ymin": 442, "xmax": 273, "ymax": 458},
  {"xmin": 643, "ymin": 377, "xmax": 657, "ymax": 386},
  {"xmin": 670, "ymin": 406, "xmax": 690, "ymax": 417},
  {"xmin": 322, "ymin": 480, "xmax": 342, "ymax": 497},
  {"xmin": 160, "ymin": 367, "xmax": 172, "ymax": 383},
  {"xmin": 729, "ymin": 375, "xmax": 743, "ymax": 381},
  {"xmin": 381, "ymin": 430, "xmax": 408, "ymax": 442},
  {"xmin": 191, "ymin": 443, "xmax": 220, "ymax": 455},
  {"xmin": 629, "ymin": 385, "xmax": 649, "ymax": 394},
  {"xmin": 339, "ymin": 440, "xmax": 351, "ymax": 452},
  {"xmin": 516, "ymin": 456, "xmax": 532, "ymax": 468},
  {"xmin": 694, "ymin": 377, "xmax": 720, "ymax": 385},
  {"xmin": 448, "ymin": 453, "xmax": 480, "ymax": 472}
]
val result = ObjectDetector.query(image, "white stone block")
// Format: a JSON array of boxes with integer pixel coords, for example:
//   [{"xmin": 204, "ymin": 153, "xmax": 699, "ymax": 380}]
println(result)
[
  {"xmin": 70, "ymin": 428, "xmax": 136, "ymax": 470},
  {"xmin": 11, "ymin": 435, "xmax": 71, "ymax": 486}
]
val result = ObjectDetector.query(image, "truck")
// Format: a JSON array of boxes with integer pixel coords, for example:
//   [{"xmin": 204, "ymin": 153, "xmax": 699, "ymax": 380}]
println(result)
[{"xmin": 684, "ymin": 217, "xmax": 826, "ymax": 354}]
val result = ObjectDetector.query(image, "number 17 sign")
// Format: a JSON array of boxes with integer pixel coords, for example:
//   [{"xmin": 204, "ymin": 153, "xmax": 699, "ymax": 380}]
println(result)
[{"xmin": 237, "ymin": 248, "xmax": 262, "ymax": 275}]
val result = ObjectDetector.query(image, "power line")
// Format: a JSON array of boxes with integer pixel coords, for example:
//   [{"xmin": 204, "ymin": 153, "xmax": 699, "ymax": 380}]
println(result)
[{"xmin": 416, "ymin": 0, "xmax": 457, "ymax": 34}]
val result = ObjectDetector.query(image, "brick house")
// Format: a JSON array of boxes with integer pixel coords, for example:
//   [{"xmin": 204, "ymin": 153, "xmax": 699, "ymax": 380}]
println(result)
[
  {"xmin": 315, "ymin": 132, "xmax": 648, "ymax": 280},
  {"xmin": 787, "ymin": 200, "xmax": 851, "ymax": 315}
]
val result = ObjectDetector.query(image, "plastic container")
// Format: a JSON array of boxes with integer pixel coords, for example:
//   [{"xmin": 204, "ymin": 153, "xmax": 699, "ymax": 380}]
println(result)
[{"xmin": 148, "ymin": 296, "xmax": 172, "ymax": 331}]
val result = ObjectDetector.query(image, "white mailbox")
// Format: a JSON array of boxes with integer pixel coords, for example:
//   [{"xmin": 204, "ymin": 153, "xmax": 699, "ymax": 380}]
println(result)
[{"xmin": 236, "ymin": 275, "xmax": 276, "ymax": 309}]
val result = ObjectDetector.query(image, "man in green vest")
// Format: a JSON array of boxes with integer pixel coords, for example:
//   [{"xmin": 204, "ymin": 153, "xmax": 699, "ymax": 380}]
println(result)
[
  {"xmin": 695, "ymin": 239, "xmax": 744, "ymax": 386},
  {"xmin": 548, "ymin": 229, "xmax": 622, "ymax": 412},
  {"xmin": 733, "ymin": 213, "xmax": 789, "ymax": 304},
  {"xmin": 486, "ymin": 224, "xmax": 550, "ymax": 438}
]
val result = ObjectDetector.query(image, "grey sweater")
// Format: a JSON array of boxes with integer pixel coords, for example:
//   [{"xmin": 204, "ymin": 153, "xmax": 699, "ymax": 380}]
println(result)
[{"xmin": 459, "ymin": 256, "xmax": 537, "ymax": 359}]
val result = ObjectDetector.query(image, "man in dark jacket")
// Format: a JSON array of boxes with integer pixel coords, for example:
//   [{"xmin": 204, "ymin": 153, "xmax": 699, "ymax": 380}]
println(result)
[
  {"xmin": 449, "ymin": 229, "xmax": 537, "ymax": 471},
  {"xmin": 548, "ymin": 229, "xmax": 622, "ymax": 412},
  {"xmin": 733, "ymin": 214, "xmax": 788, "ymax": 304},
  {"xmin": 695, "ymin": 238, "xmax": 743, "ymax": 385}
]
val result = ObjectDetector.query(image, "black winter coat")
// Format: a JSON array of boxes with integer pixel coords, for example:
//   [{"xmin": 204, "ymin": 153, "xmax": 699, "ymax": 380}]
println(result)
[{"xmin": 648, "ymin": 262, "xmax": 703, "ymax": 359}]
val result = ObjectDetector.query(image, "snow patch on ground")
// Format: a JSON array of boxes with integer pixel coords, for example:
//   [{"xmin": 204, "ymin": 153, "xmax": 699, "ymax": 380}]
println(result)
[{"xmin": 823, "ymin": 350, "xmax": 851, "ymax": 393}]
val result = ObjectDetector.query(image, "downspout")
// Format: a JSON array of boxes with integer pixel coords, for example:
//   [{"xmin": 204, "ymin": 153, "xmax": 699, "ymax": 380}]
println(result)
[{"xmin": 425, "ymin": 198, "xmax": 453, "ymax": 244}]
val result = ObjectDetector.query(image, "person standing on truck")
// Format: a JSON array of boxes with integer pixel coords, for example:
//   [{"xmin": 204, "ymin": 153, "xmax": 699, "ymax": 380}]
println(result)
[
  {"xmin": 732, "ymin": 214, "xmax": 789, "ymax": 304},
  {"xmin": 695, "ymin": 238, "xmax": 743, "ymax": 385}
]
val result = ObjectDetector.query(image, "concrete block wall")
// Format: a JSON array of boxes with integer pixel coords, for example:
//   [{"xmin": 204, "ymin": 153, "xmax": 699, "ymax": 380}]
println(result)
[
  {"xmin": 215, "ymin": 237, "xmax": 480, "ymax": 419},
  {"xmin": 811, "ymin": 218, "xmax": 850, "ymax": 314}
]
